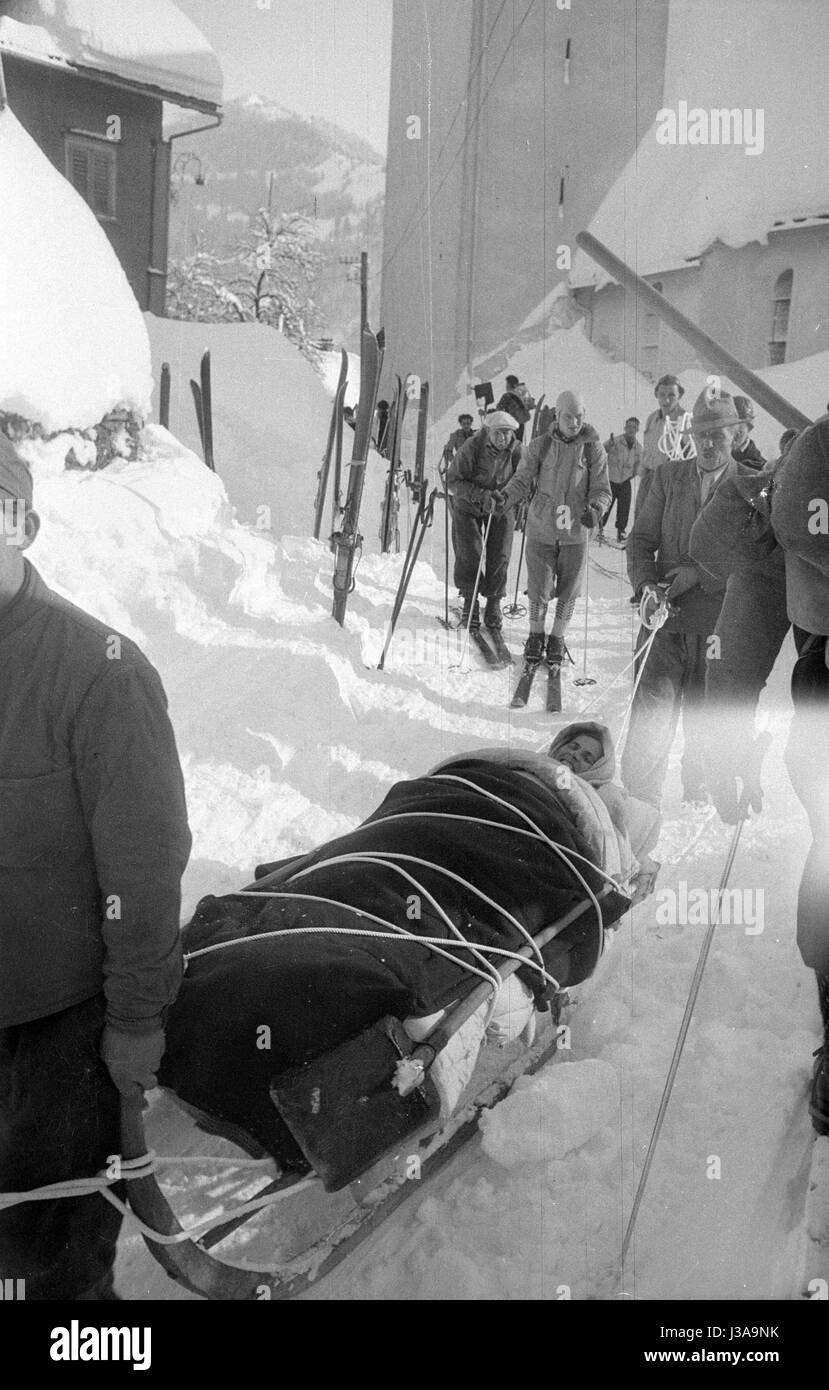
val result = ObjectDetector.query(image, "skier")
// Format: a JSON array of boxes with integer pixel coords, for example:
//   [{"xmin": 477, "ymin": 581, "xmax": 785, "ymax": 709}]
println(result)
[
  {"xmin": 764, "ymin": 418, "xmax": 829, "ymax": 1134},
  {"xmin": 446, "ymin": 410, "xmax": 523, "ymax": 632},
  {"xmin": 601, "ymin": 416, "xmax": 642, "ymax": 543},
  {"xmin": 0, "ymin": 441, "xmax": 192, "ymax": 1299},
  {"xmin": 499, "ymin": 389, "xmax": 610, "ymax": 667},
  {"xmin": 730, "ymin": 396, "xmax": 766, "ymax": 468},
  {"xmin": 622, "ymin": 386, "xmax": 743, "ymax": 811},
  {"xmin": 441, "ymin": 413, "xmax": 475, "ymax": 466},
  {"xmin": 496, "ymin": 374, "xmax": 533, "ymax": 442},
  {"xmin": 637, "ymin": 374, "xmax": 692, "ymax": 514}
]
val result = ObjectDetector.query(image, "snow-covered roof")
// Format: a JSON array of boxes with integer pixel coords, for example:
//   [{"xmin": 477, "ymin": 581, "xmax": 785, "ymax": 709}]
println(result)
[
  {"xmin": 570, "ymin": 0, "xmax": 829, "ymax": 290},
  {"xmin": 0, "ymin": 0, "xmax": 222, "ymax": 111}
]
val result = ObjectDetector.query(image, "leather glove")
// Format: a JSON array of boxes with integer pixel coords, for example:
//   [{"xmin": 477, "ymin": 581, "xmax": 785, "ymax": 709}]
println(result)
[
  {"xmin": 580, "ymin": 505, "xmax": 598, "ymax": 529},
  {"xmin": 101, "ymin": 1025, "xmax": 166, "ymax": 1098},
  {"xmin": 664, "ymin": 564, "xmax": 699, "ymax": 599}
]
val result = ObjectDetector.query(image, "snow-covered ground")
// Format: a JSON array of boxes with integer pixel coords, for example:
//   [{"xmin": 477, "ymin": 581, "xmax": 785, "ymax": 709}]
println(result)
[
  {"xmin": 15, "ymin": 306, "xmax": 818, "ymax": 1301},
  {"xmin": 2, "ymin": 110, "xmax": 821, "ymax": 1293}
]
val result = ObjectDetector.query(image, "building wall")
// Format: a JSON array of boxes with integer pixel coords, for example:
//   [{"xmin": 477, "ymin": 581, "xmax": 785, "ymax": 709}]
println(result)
[
  {"xmin": 380, "ymin": 0, "xmax": 671, "ymax": 413},
  {"xmin": 4, "ymin": 55, "xmax": 165, "ymax": 311},
  {"xmin": 578, "ymin": 227, "xmax": 829, "ymax": 383}
]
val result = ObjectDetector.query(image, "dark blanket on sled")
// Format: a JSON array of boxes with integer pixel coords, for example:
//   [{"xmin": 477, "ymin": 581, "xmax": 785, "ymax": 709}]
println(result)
[{"xmin": 160, "ymin": 760, "xmax": 629, "ymax": 1166}]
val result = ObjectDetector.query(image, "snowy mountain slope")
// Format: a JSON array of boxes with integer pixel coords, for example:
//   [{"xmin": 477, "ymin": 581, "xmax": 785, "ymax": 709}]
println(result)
[{"xmin": 168, "ymin": 94, "xmax": 385, "ymax": 346}]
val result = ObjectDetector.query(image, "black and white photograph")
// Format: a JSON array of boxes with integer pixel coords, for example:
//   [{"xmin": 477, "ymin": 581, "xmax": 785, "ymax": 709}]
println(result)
[{"xmin": 1, "ymin": 0, "xmax": 828, "ymax": 1348}]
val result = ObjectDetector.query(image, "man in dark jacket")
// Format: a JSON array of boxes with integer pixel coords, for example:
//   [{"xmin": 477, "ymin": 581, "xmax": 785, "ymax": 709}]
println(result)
[
  {"xmin": 622, "ymin": 387, "xmax": 742, "ymax": 810},
  {"xmin": 442, "ymin": 413, "xmax": 475, "ymax": 466},
  {"xmin": 767, "ymin": 418, "xmax": 829, "ymax": 1134},
  {"xmin": 447, "ymin": 411, "xmax": 523, "ymax": 631},
  {"xmin": 0, "ymin": 439, "xmax": 192, "ymax": 1299},
  {"xmin": 496, "ymin": 375, "xmax": 533, "ymax": 442}
]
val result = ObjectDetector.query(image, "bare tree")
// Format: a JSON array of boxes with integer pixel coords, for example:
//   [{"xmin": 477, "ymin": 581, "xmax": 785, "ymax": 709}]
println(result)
[{"xmin": 166, "ymin": 210, "xmax": 324, "ymax": 361}]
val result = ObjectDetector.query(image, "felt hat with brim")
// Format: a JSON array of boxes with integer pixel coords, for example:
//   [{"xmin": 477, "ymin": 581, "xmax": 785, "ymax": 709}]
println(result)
[
  {"xmin": 691, "ymin": 388, "xmax": 742, "ymax": 430},
  {"xmin": 0, "ymin": 434, "xmax": 33, "ymax": 507}
]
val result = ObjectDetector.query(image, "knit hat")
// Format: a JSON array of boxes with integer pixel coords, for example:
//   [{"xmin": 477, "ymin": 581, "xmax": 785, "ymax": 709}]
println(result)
[
  {"xmin": 691, "ymin": 386, "xmax": 742, "ymax": 430},
  {"xmin": 0, "ymin": 434, "xmax": 33, "ymax": 507},
  {"xmin": 655, "ymin": 374, "xmax": 684, "ymax": 397},
  {"xmin": 485, "ymin": 410, "xmax": 518, "ymax": 432}
]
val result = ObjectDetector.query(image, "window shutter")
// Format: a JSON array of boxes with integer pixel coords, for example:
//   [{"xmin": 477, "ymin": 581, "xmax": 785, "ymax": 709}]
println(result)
[
  {"xmin": 70, "ymin": 146, "xmax": 90, "ymax": 200},
  {"xmin": 91, "ymin": 150, "xmax": 111, "ymax": 216}
]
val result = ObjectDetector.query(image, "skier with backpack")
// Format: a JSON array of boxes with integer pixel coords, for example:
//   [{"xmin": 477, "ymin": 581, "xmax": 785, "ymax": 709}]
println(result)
[
  {"xmin": 496, "ymin": 374, "xmax": 533, "ymax": 442},
  {"xmin": 498, "ymin": 389, "xmax": 610, "ymax": 670}
]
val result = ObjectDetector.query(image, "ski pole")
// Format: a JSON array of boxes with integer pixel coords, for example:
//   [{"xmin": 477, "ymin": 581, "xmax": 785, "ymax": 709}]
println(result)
[
  {"xmin": 437, "ymin": 460, "xmax": 452, "ymax": 630},
  {"xmin": 454, "ymin": 513, "xmax": 493, "ymax": 669},
  {"xmin": 505, "ymin": 506, "xmax": 528, "ymax": 617},
  {"xmin": 619, "ymin": 736, "xmax": 771, "ymax": 1273},
  {"xmin": 378, "ymin": 490, "xmax": 436, "ymax": 669},
  {"xmin": 574, "ymin": 533, "xmax": 596, "ymax": 687}
]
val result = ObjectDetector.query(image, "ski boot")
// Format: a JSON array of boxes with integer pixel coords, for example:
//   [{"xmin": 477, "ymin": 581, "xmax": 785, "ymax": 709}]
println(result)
[
  {"xmin": 523, "ymin": 631, "xmax": 545, "ymax": 664},
  {"xmin": 484, "ymin": 596, "xmax": 503, "ymax": 631},
  {"xmin": 545, "ymin": 633, "xmax": 571, "ymax": 666},
  {"xmin": 460, "ymin": 595, "xmax": 480, "ymax": 631}
]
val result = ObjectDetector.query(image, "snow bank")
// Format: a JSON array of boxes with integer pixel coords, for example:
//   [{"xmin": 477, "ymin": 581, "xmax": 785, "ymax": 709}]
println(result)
[
  {"xmin": 144, "ymin": 316, "xmax": 374, "ymax": 531},
  {"xmin": 0, "ymin": 108, "xmax": 152, "ymax": 431},
  {"xmin": 480, "ymin": 1061, "xmax": 620, "ymax": 1167},
  {"xmin": 571, "ymin": 0, "xmax": 829, "ymax": 287}
]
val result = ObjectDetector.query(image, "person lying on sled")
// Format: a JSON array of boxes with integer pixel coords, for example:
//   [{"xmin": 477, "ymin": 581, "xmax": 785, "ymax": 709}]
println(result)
[
  {"xmin": 160, "ymin": 747, "xmax": 640, "ymax": 1170},
  {"xmin": 548, "ymin": 721, "xmax": 661, "ymax": 904},
  {"xmin": 435, "ymin": 721, "xmax": 661, "ymax": 907}
]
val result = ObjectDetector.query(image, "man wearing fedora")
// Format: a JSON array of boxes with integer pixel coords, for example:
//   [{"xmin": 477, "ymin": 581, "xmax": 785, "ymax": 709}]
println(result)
[
  {"xmin": 0, "ymin": 437, "xmax": 191, "ymax": 1299},
  {"xmin": 622, "ymin": 386, "xmax": 744, "ymax": 811}
]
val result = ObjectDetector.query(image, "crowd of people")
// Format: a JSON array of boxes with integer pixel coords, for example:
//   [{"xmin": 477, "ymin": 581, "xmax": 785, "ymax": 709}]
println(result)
[
  {"xmin": 0, "ymin": 357, "xmax": 827, "ymax": 1299},
  {"xmin": 443, "ymin": 367, "xmax": 829, "ymax": 1147}
]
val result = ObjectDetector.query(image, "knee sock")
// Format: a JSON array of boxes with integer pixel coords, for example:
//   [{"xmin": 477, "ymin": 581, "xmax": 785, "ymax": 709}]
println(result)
[{"xmin": 552, "ymin": 595, "xmax": 578, "ymax": 637}]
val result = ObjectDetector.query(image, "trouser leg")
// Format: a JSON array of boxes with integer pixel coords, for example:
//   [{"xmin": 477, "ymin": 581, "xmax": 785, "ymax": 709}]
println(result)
[
  {"xmin": 621, "ymin": 628, "xmax": 685, "ymax": 808},
  {"xmin": 615, "ymin": 479, "xmax": 632, "ymax": 533},
  {"xmin": 785, "ymin": 630, "xmax": 829, "ymax": 974},
  {"xmin": 0, "ymin": 994, "xmax": 124, "ymax": 1299},
  {"xmin": 551, "ymin": 544, "xmax": 587, "ymax": 637},
  {"xmin": 451, "ymin": 508, "xmax": 484, "ymax": 596},
  {"xmin": 482, "ymin": 511, "xmax": 516, "ymax": 600},
  {"xmin": 679, "ymin": 633, "xmax": 710, "ymax": 798},
  {"xmin": 525, "ymin": 539, "xmax": 559, "ymax": 634}
]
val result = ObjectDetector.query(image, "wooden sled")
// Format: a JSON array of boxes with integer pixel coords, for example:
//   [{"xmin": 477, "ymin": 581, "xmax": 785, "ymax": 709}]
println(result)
[{"xmin": 123, "ymin": 889, "xmax": 614, "ymax": 1300}]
